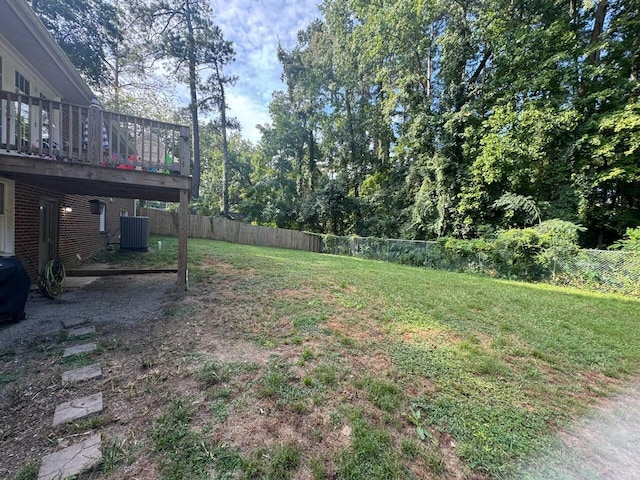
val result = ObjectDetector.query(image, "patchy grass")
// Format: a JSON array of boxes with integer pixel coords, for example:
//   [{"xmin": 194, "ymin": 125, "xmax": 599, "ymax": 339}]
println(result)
[
  {"xmin": 9, "ymin": 461, "xmax": 38, "ymax": 480},
  {"xmin": 151, "ymin": 398, "xmax": 216, "ymax": 479},
  {"xmin": 45, "ymin": 235, "xmax": 640, "ymax": 478},
  {"xmin": 336, "ymin": 413, "xmax": 411, "ymax": 479},
  {"xmin": 0, "ymin": 371, "xmax": 20, "ymax": 386},
  {"xmin": 101, "ymin": 435, "xmax": 139, "ymax": 474},
  {"xmin": 59, "ymin": 351, "xmax": 100, "ymax": 368}
]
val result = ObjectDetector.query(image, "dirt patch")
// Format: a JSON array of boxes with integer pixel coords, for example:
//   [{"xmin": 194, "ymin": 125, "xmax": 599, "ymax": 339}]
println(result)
[{"xmin": 512, "ymin": 377, "xmax": 640, "ymax": 479}]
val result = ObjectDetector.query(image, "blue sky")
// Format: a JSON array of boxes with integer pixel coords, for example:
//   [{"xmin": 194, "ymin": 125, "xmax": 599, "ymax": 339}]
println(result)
[{"xmin": 208, "ymin": 0, "xmax": 322, "ymax": 144}]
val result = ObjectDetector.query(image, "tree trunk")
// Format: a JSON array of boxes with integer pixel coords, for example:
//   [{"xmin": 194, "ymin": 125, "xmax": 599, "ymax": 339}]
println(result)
[
  {"xmin": 185, "ymin": 0, "xmax": 201, "ymax": 200},
  {"xmin": 588, "ymin": 0, "xmax": 609, "ymax": 64},
  {"xmin": 220, "ymin": 79, "xmax": 230, "ymax": 217}
]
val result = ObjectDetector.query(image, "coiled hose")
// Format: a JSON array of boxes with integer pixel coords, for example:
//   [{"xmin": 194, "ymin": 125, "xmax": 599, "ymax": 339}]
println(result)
[{"xmin": 39, "ymin": 258, "xmax": 66, "ymax": 299}]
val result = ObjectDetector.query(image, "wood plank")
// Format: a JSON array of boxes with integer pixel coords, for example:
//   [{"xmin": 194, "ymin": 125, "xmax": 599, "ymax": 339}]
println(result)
[
  {"xmin": 67, "ymin": 269, "xmax": 177, "ymax": 276},
  {"xmin": 0, "ymin": 155, "xmax": 190, "ymax": 188},
  {"xmin": 0, "ymin": 153, "xmax": 190, "ymax": 201}
]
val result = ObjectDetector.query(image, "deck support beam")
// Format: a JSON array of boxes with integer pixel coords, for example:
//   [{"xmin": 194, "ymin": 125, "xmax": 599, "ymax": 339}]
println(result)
[{"xmin": 177, "ymin": 187, "xmax": 189, "ymax": 291}]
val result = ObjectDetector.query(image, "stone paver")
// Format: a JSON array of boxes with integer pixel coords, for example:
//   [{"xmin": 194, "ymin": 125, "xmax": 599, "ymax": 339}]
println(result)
[
  {"xmin": 60, "ymin": 317, "xmax": 90, "ymax": 329},
  {"xmin": 52, "ymin": 393, "xmax": 103, "ymax": 426},
  {"xmin": 62, "ymin": 364, "xmax": 102, "ymax": 385},
  {"xmin": 63, "ymin": 342, "xmax": 97, "ymax": 357},
  {"xmin": 66, "ymin": 325, "xmax": 96, "ymax": 337},
  {"xmin": 38, "ymin": 434, "xmax": 101, "ymax": 480}
]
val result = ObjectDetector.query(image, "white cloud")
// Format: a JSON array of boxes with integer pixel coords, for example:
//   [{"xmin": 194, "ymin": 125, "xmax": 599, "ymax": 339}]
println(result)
[
  {"xmin": 225, "ymin": 90, "xmax": 271, "ymax": 144},
  {"xmin": 209, "ymin": 0, "xmax": 322, "ymax": 143}
]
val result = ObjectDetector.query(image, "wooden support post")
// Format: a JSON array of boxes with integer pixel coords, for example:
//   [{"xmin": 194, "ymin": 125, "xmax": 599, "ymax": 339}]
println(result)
[{"xmin": 177, "ymin": 188, "xmax": 189, "ymax": 291}]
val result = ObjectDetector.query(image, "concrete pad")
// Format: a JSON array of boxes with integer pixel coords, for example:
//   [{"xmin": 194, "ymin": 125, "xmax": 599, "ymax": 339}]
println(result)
[
  {"xmin": 52, "ymin": 392, "xmax": 103, "ymax": 426},
  {"xmin": 60, "ymin": 317, "xmax": 90, "ymax": 329},
  {"xmin": 38, "ymin": 434, "xmax": 101, "ymax": 480},
  {"xmin": 63, "ymin": 343, "xmax": 97, "ymax": 357},
  {"xmin": 66, "ymin": 325, "xmax": 96, "ymax": 337},
  {"xmin": 62, "ymin": 364, "xmax": 102, "ymax": 385}
]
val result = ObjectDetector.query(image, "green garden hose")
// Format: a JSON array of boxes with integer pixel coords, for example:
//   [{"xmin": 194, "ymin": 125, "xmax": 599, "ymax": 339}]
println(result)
[{"xmin": 39, "ymin": 258, "xmax": 66, "ymax": 299}]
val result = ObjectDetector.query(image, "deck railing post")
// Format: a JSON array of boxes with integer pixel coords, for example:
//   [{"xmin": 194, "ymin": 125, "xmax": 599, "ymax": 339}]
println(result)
[
  {"xmin": 87, "ymin": 99, "xmax": 103, "ymax": 165},
  {"xmin": 179, "ymin": 126, "xmax": 190, "ymax": 176}
]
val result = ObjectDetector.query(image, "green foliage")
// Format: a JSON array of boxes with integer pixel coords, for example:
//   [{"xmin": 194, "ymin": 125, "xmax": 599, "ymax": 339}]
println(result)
[
  {"xmin": 30, "ymin": 0, "xmax": 123, "ymax": 87},
  {"xmin": 102, "ymin": 436, "xmax": 137, "ymax": 473},
  {"xmin": 323, "ymin": 219, "xmax": 589, "ymax": 281},
  {"xmin": 363, "ymin": 377, "xmax": 402, "ymax": 413},
  {"xmin": 241, "ymin": 444, "xmax": 301, "ymax": 480},
  {"xmin": 0, "ymin": 371, "xmax": 19, "ymax": 386},
  {"xmin": 102, "ymin": 237, "xmax": 640, "ymax": 476},
  {"xmin": 234, "ymin": 0, "xmax": 640, "ymax": 243},
  {"xmin": 492, "ymin": 228, "xmax": 545, "ymax": 278},
  {"xmin": 609, "ymin": 227, "xmax": 640, "ymax": 252},
  {"xmin": 493, "ymin": 193, "xmax": 542, "ymax": 228}
]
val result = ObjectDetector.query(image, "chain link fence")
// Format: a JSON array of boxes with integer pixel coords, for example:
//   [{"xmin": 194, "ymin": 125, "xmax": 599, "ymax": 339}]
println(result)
[
  {"xmin": 322, "ymin": 235, "xmax": 640, "ymax": 296},
  {"xmin": 552, "ymin": 249, "xmax": 640, "ymax": 296}
]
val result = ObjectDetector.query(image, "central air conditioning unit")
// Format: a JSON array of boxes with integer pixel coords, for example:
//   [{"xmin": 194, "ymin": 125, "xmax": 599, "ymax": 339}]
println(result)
[{"xmin": 120, "ymin": 216, "xmax": 150, "ymax": 251}]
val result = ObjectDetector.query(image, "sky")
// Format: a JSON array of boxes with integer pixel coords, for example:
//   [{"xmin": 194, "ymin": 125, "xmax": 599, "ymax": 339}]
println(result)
[{"xmin": 207, "ymin": 0, "xmax": 323, "ymax": 144}]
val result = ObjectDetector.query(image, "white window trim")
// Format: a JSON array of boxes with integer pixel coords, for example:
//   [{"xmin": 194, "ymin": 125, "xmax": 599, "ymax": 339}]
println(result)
[
  {"xmin": 99, "ymin": 205, "xmax": 106, "ymax": 232},
  {"xmin": 0, "ymin": 178, "xmax": 15, "ymax": 256}
]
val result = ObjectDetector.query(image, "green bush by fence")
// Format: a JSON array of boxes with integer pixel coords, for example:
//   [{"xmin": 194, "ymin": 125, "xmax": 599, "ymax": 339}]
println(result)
[{"xmin": 322, "ymin": 235, "xmax": 640, "ymax": 296}]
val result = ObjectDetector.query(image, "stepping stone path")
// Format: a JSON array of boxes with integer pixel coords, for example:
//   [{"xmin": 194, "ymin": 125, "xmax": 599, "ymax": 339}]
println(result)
[
  {"xmin": 60, "ymin": 317, "xmax": 92, "ymax": 329},
  {"xmin": 62, "ymin": 342, "xmax": 97, "ymax": 357},
  {"xmin": 62, "ymin": 364, "xmax": 102, "ymax": 385},
  {"xmin": 52, "ymin": 393, "xmax": 103, "ymax": 426},
  {"xmin": 37, "ymin": 319, "xmax": 106, "ymax": 479},
  {"xmin": 67, "ymin": 325, "xmax": 96, "ymax": 337},
  {"xmin": 37, "ymin": 434, "xmax": 102, "ymax": 480}
]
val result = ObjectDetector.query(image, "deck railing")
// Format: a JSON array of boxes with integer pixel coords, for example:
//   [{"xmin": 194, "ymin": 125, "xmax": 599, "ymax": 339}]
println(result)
[{"xmin": 0, "ymin": 90, "xmax": 190, "ymax": 176}]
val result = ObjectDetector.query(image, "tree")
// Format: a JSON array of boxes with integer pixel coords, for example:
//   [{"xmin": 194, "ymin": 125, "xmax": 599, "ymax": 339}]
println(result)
[
  {"xmin": 139, "ymin": 0, "xmax": 234, "ymax": 199},
  {"xmin": 250, "ymin": 0, "xmax": 639, "ymax": 245},
  {"xmin": 29, "ymin": 0, "xmax": 123, "ymax": 87},
  {"xmin": 200, "ymin": 48, "xmax": 237, "ymax": 216}
]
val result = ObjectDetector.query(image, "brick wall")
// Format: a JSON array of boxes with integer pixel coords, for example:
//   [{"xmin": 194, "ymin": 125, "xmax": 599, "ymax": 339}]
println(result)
[
  {"xmin": 14, "ymin": 182, "xmax": 135, "ymax": 280},
  {"xmin": 14, "ymin": 184, "xmax": 40, "ymax": 278}
]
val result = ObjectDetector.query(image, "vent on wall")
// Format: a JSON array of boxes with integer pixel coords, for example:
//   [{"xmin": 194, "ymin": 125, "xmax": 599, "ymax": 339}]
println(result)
[{"xmin": 120, "ymin": 216, "xmax": 149, "ymax": 251}]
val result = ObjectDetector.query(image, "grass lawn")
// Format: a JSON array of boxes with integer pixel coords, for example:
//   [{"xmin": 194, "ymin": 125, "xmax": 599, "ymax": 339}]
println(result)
[{"xmin": 90, "ymin": 235, "xmax": 640, "ymax": 479}]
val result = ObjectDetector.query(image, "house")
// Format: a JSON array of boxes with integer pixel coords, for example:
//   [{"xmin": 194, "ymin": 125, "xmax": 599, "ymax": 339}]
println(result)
[{"xmin": 0, "ymin": 0, "xmax": 190, "ymax": 289}]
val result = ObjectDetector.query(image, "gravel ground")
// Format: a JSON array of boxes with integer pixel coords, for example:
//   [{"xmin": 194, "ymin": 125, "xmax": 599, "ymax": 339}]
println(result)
[
  {"xmin": 0, "ymin": 274, "xmax": 176, "ymax": 352},
  {"xmin": 0, "ymin": 273, "xmax": 178, "ymax": 479}
]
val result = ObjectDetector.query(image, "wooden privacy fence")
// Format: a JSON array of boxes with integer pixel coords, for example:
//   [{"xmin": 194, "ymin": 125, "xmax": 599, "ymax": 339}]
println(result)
[{"xmin": 139, "ymin": 207, "xmax": 323, "ymax": 253}]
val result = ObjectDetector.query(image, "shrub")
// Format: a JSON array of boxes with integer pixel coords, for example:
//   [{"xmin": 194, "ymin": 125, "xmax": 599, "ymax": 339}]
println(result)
[
  {"xmin": 609, "ymin": 227, "xmax": 640, "ymax": 252},
  {"xmin": 492, "ymin": 228, "xmax": 544, "ymax": 278}
]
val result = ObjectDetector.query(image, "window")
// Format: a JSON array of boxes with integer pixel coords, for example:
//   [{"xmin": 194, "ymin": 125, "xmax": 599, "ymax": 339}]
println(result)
[
  {"xmin": 99, "ymin": 205, "xmax": 106, "ymax": 232},
  {"xmin": 15, "ymin": 71, "xmax": 30, "ymax": 95},
  {"xmin": 120, "ymin": 209, "xmax": 129, "ymax": 217},
  {"xmin": 14, "ymin": 71, "xmax": 30, "ymax": 149}
]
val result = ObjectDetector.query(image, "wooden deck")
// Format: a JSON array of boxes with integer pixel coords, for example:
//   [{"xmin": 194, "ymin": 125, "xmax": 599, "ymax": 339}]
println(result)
[{"xmin": 0, "ymin": 90, "xmax": 192, "ymax": 290}]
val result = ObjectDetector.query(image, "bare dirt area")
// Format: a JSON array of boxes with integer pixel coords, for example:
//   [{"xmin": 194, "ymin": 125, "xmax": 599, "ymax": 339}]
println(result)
[
  {"xmin": 512, "ymin": 378, "xmax": 640, "ymax": 479},
  {"xmin": 1, "ymin": 261, "xmax": 458, "ymax": 479}
]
